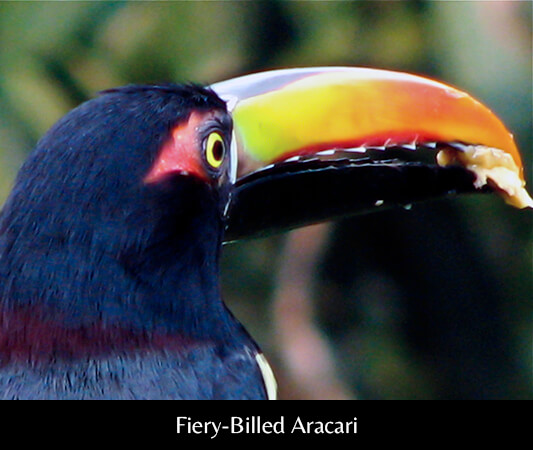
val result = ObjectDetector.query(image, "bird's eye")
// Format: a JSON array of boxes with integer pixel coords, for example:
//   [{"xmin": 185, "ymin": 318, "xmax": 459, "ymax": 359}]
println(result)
[{"xmin": 204, "ymin": 132, "xmax": 226, "ymax": 170}]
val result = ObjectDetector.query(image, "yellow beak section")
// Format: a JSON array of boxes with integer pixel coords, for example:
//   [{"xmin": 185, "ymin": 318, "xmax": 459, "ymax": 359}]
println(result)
[{"xmin": 212, "ymin": 67, "xmax": 532, "ymax": 208}]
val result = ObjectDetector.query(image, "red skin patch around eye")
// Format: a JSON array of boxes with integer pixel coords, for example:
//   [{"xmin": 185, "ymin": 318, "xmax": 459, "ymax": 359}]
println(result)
[{"xmin": 145, "ymin": 111, "xmax": 220, "ymax": 184}]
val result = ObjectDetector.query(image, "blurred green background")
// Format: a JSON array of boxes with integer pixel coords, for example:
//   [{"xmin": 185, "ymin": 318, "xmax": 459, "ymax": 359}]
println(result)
[{"xmin": 0, "ymin": 1, "xmax": 531, "ymax": 399}]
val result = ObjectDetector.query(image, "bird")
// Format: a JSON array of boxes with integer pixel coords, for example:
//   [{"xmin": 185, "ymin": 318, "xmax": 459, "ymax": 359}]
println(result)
[{"xmin": 0, "ymin": 67, "xmax": 530, "ymax": 399}]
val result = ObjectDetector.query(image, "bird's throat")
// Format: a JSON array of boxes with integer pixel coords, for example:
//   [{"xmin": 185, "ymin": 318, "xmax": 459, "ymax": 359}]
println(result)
[{"xmin": 0, "ymin": 186, "xmax": 237, "ymax": 363}]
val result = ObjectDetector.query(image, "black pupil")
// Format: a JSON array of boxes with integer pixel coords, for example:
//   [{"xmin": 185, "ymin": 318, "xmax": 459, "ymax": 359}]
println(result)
[{"xmin": 212, "ymin": 139, "xmax": 224, "ymax": 162}]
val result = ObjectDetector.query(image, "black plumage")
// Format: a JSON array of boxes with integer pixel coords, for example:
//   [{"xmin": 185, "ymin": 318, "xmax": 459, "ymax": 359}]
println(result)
[{"xmin": 0, "ymin": 84, "xmax": 268, "ymax": 399}]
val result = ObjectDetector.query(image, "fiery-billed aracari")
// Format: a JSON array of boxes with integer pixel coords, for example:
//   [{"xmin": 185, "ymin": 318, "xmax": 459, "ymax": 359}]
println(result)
[{"xmin": 0, "ymin": 67, "xmax": 530, "ymax": 399}]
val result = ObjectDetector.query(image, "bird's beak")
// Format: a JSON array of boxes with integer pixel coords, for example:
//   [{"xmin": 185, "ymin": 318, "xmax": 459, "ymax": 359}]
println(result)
[{"xmin": 211, "ymin": 67, "xmax": 532, "ymax": 242}]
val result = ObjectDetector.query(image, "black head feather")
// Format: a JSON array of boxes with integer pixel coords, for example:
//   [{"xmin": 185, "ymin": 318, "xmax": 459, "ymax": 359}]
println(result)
[
  {"xmin": 0, "ymin": 84, "xmax": 270, "ymax": 400},
  {"xmin": 100, "ymin": 82, "xmax": 226, "ymax": 109},
  {"xmin": 0, "ymin": 84, "xmax": 234, "ymax": 336}
]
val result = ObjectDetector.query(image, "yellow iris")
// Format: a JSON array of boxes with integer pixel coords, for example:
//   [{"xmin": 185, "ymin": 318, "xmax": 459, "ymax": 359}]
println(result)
[{"xmin": 205, "ymin": 132, "xmax": 225, "ymax": 169}]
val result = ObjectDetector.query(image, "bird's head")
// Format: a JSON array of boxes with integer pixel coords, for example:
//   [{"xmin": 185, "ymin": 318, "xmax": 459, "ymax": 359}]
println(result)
[
  {"xmin": 0, "ymin": 84, "xmax": 235, "ymax": 333},
  {"xmin": 9, "ymin": 68, "xmax": 532, "ymax": 245},
  {"xmin": 2, "ymin": 84, "xmax": 233, "ymax": 264},
  {"xmin": 0, "ymin": 67, "xmax": 530, "ymax": 332}
]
